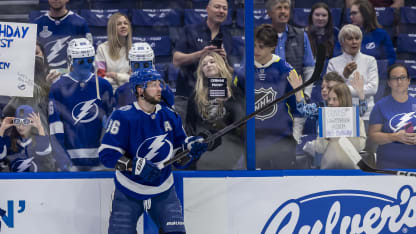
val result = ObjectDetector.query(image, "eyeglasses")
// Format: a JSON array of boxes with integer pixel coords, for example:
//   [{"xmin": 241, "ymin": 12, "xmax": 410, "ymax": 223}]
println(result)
[
  {"xmin": 13, "ymin": 118, "xmax": 33, "ymax": 125},
  {"xmin": 390, "ymin": 76, "xmax": 409, "ymax": 82},
  {"xmin": 75, "ymin": 58, "xmax": 94, "ymax": 65}
]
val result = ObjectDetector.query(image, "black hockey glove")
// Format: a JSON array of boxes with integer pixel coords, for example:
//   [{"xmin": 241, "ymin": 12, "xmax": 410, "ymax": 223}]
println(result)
[{"xmin": 115, "ymin": 156, "xmax": 132, "ymax": 171}]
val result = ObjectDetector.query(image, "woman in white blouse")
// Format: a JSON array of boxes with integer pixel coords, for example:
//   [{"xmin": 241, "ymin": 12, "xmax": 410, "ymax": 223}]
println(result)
[
  {"xmin": 326, "ymin": 24, "xmax": 379, "ymax": 122},
  {"xmin": 95, "ymin": 13, "xmax": 132, "ymax": 91}
]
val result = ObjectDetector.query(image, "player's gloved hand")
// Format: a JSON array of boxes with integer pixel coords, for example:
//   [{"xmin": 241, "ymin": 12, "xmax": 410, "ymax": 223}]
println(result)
[
  {"xmin": 115, "ymin": 156, "xmax": 132, "ymax": 171},
  {"xmin": 132, "ymin": 157, "xmax": 161, "ymax": 183},
  {"xmin": 185, "ymin": 136, "xmax": 208, "ymax": 161}
]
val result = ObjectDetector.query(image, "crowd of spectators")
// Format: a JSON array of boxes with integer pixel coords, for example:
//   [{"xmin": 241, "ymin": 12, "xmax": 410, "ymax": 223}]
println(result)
[{"xmin": 0, "ymin": 0, "xmax": 415, "ymax": 172}]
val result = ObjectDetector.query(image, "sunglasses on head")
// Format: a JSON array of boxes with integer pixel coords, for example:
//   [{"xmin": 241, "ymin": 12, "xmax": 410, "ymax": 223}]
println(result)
[
  {"xmin": 13, "ymin": 118, "xmax": 33, "ymax": 125},
  {"xmin": 75, "ymin": 58, "xmax": 94, "ymax": 65}
]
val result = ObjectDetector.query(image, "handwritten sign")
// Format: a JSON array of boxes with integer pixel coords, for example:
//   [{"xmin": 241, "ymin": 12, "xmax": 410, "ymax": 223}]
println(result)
[
  {"xmin": 319, "ymin": 107, "xmax": 360, "ymax": 138},
  {"xmin": 0, "ymin": 21, "xmax": 37, "ymax": 97}
]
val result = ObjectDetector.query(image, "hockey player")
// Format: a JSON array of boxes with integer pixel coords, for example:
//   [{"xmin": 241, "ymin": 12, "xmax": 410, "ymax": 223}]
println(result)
[
  {"xmin": 49, "ymin": 38, "xmax": 113, "ymax": 171},
  {"xmin": 99, "ymin": 69, "xmax": 207, "ymax": 233},
  {"xmin": 32, "ymin": 0, "xmax": 92, "ymax": 73},
  {"xmin": 115, "ymin": 42, "xmax": 175, "ymax": 108}
]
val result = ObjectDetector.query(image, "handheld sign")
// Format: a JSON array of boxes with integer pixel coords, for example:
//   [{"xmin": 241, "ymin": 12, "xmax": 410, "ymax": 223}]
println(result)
[
  {"xmin": 0, "ymin": 21, "xmax": 37, "ymax": 97},
  {"xmin": 319, "ymin": 106, "xmax": 360, "ymax": 138},
  {"xmin": 208, "ymin": 78, "xmax": 227, "ymax": 99}
]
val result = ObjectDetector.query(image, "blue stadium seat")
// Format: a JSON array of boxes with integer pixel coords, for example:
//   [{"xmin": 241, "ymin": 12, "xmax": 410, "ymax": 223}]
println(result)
[
  {"xmin": 92, "ymin": 35, "xmax": 108, "ymax": 49},
  {"xmin": 184, "ymin": 8, "xmax": 232, "ymax": 26},
  {"xmin": 90, "ymin": 0, "xmax": 137, "ymax": 9},
  {"xmin": 167, "ymin": 63, "xmax": 179, "ymax": 92},
  {"xmin": 331, "ymin": 8, "xmax": 342, "ymax": 28},
  {"xmin": 374, "ymin": 59, "xmax": 389, "ymax": 102},
  {"xmin": 397, "ymin": 60, "xmax": 416, "ymax": 80},
  {"xmin": 396, "ymin": 34, "xmax": 416, "ymax": 59},
  {"xmin": 405, "ymin": 0, "xmax": 416, "ymax": 6},
  {"xmin": 80, "ymin": 9, "xmax": 128, "ymax": 27},
  {"xmin": 132, "ymin": 36, "xmax": 171, "ymax": 57},
  {"xmin": 236, "ymin": 8, "xmax": 271, "ymax": 28},
  {"xmin": 141, "ymin": 0, "xmax": 188, "ymax": 9},
  {"xmin": 29, "ymin": 10, "xmax": 48, "ymax": 22},
  {"xmin": 231, "ymin": 35, "xmax": 245, "ymax": 57},
  {"xmin": 39, "ymin": 0, "xmax": 89, "ymax": 10},
  {"xmin": 400, "ymin": 7, "xmax": 416, "ymax": 33},
  {"xmin": 131, "ymin": 9, "xmax": 182, "ymax": 27},
  {"xmin": 292, "ymin": 8, "xmax": 311, "ymax": 28}
]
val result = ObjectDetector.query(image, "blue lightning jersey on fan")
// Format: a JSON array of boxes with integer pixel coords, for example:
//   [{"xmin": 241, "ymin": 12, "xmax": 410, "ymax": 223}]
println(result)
[
  {"xmin": 48, "ymin": 73, "xmax": 113, "ymax": 166},
  {"xmin": 32, "ymin": 11, "xmax": 91, "ymax": 70},
  {"xmin": 99, "ymin": 102, "xmax": 187, "ymax": 200}
]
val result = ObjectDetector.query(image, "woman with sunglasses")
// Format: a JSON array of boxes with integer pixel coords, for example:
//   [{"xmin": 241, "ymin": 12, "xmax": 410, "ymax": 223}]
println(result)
[
  {"xmin": 369, "ymin": 64, "xmax": 416, "ymax": 169},
  {"xmin": 0, "ymin": 105, "xmax": 54, "ymax": 172}
]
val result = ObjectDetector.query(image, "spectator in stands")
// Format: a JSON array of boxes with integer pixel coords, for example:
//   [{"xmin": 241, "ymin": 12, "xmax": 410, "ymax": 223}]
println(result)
[
  {"xmin": 3, "ymin": 51, "xmax": 51, "ymax": 134},
  {"xmin": 186, "ymin": 51, "xmax": 245, "ymax": 170},
  {"xmin": 32, "ymin": 0, "xmax": 92, "ymax": 74},
  {"xmin": 248, "ymin": 24, "xmax": 299, "ymax": 169},
  {"xmin": 48, "ymin": 38, "xmax": 113, "ymax": 172},
  {"xmin": 349, "ymin": 0, "xmax": 396, "ymax": 65},
  {"xmin": 369, "ymin": 63, "xmax": 416, "ymax": 169},
  {"xmin": 306, "ymin": 2, "xmax": 340, "ymax": 59},
  {"xmin": 95, "ymin": 13, "xmax": 132, "ymax": 91},
  {"xmin": 172, "ymin": 0, "xmax": 233, "ymax": 127},
  {"xmin": 303, "ymin": 83, "xmax": 366, "ymax": 169},
  {"xmin": 346, "ymin": 0, "xmax": 404, "ymax": 9},
  {"xmin": 327, "ymin": 24, "xmax": 378, "ymax": 123},
  {"xmin": 289, "ymin": 71, "xmax": 368, "ymax": 118},
  {"xmin": 0, "ymin": 105, "xmax": 55, "ymax": 172},
  {"xmin": 293, "ymin": 0, "xmax": 345, "ymax": 8},
  {"xmin": 266, "ymin": 0, "xmax": 315, "ymax": 97}
]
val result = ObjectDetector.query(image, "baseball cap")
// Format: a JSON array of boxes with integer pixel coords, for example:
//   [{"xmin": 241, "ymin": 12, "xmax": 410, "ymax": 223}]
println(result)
[{"xmin": 15, "ymin": 105, "xmax": 34, "ymax": 119}]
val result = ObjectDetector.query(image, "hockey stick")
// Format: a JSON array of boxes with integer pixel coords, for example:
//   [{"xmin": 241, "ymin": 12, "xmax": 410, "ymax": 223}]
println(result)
[
  {"xmin": 163, "ymin": 44, "xmax": 327, "ymax": 167},
  {"xmin": 338, "ymin": 138, "xmax": 416, "ymax": 177}
]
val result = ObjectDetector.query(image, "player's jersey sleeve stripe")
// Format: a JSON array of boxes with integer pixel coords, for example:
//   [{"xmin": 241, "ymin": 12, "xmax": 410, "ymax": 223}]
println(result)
[
  {"xmin": 115, "ymin": 171, "xmax": 174, "ymax": 195},
  {"xmin": 98, "ymin": 144, "xmax": 126, "ymax": 155},
  {"xmin": 36, "ymin": 143, "xmax": 52, "ymax": 156},
  {"xmin": 0, "ymin": 145, "xmax": 6, "ymax": 159},
  {"xmin": 67, "ymin": 148, "xmax": 98, "ymax": 159},
  {"xmin": 49, "ymin": 121, "xmax": 64, "ymax": 135}
]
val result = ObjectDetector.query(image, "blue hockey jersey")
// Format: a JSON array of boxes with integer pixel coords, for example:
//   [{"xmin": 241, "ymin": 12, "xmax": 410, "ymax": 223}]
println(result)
[
  {"xmin": 99, "ymin": 102, "xmax": 187, "ymax": 200},
  {"xmin": 32, "ymin": 11, "xmax": 92, "ymax": 70},
  {"xmin": 0, "ymin": 135, "xmax": 52, "ymax": 172},
  {"xmin": 48, "ymin": 73, "xmax": 114, "ymax": 166}
]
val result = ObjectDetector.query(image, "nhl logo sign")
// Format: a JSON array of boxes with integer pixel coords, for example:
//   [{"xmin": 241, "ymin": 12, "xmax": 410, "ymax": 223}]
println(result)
[{"xmin": 255, "ymin": 87, "xmax": 277, "ymax": 121}]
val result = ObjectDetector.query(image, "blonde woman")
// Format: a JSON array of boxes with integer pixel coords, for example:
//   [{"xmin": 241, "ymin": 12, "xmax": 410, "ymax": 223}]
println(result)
[
  {"xmin": 186, "ymin": 51, "xmax": 246, "ymax": 170},
  {"xmin": 95, "ymin": 13, "xmax": 132, "ymax": 91}
]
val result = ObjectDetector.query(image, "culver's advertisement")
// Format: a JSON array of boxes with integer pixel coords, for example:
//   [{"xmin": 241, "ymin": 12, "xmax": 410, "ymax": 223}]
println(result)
[{"xmin": 184, "ymin": 176, "xmax": 416, "ymax": 234}]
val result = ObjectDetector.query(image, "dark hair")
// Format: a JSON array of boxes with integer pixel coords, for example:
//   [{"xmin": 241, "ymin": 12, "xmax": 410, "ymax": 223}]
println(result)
[
  {"xmin": 254, "ymin": 24, "xmax": 278, "ymax": 48},
  {"xmin": 323, "ymin": 71, "xmax": 345, "ymax": 83},
  {"xmin": 307, "ymin": 2, "xmax": 335, "ymax": 58},
  {"xmin": 388, "ymin": 63, "xmax": 409, "ymax": 80},
  {"xmin": 352, "ymin": 0, "xmax": 381, "ymax": 32}
]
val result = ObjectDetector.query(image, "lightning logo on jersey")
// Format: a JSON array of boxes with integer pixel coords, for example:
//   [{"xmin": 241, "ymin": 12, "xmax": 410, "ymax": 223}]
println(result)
[
  {"xmin": 45, "ymin": 36, "xmax": 71, "ymax": 68},
  {"xmin": 389, "ymin": 112, "xmax": 416, "ymax": 132},
  {"xmin": 72, "ymin": 99, "xmax": 99, "ymax": 124},
  {"xmin": 136, "ymin": 134, "xmax": 173, "ymax": 163}
]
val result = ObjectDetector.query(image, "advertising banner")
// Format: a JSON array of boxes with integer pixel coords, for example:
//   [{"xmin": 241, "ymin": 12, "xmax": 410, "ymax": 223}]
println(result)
[
  {"xmin": 184, "ymin": 176, "xmax": 416, "ymax": 234},
  {"xmin": 0, "ymin": 22, "xmax": 37, "ymax": 97}
]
